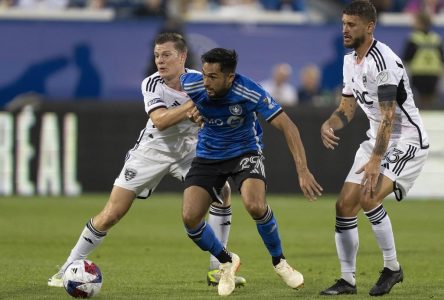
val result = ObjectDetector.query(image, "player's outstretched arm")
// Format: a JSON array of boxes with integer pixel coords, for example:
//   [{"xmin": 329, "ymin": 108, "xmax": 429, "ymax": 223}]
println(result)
[
  {"xmin": 320, "ymin": 95, "xmax": 356, "ymax": 150},
  {"xmin": 270, "ymin": 112, "xmax": 323, "ymax": 201},
  {"xmin": 149, "ymin": 100, "xmax": 195, "ymax": 131}
]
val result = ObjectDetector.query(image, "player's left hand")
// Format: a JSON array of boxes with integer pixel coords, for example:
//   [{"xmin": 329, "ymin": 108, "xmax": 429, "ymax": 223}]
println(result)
[
  {"xmin": 298, "ymin": 169, "xmax": 323, "ymax": 202},
  {"xmin": 356, "ymin": 158, "xmax": 381, "ymax": 198}
]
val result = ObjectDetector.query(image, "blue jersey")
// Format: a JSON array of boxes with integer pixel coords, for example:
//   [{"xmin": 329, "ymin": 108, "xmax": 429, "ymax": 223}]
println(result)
[{"xmin": 180, "ymin": 72, "xmax": 283, "ymax": 160}]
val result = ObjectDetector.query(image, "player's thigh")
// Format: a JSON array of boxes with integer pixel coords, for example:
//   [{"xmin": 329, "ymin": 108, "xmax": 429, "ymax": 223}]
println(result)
[
  {"xmin": 184, "ymin": 157, "xmax": 229, "ymax": 204},
  {"xmin": 174, "ymin": 151, "xmax": 232, "ymax": 208},
  {"xmin": 183, "ymin": 185, "xmax": 213, "ymax": 228},
  {"xmin": 114, "ymin": 149, "xmax": 171, "ymax": 198},
  {"xmin": 239, "ymin": 178, "xmax": 267, "ymax": 219}
]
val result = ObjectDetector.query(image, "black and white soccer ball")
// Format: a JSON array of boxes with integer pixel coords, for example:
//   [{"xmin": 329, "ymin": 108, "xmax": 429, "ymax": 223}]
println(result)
[{"xmin": 63, "ymin": 259, "xmax": 102, "ymax": 298}]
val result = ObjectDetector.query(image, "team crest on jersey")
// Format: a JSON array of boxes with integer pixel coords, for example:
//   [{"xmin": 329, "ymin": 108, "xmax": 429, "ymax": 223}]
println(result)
[
  {"xmin": 263, "ymin": 97, "xmax": 275, "ymax": 109},
  {"xmin": 229, "ymin": 104, "xmax": 242, "ymax": 116},
  {"xmin": 124, "ymin": 168, "xmax": 137, "ymax": 181}
]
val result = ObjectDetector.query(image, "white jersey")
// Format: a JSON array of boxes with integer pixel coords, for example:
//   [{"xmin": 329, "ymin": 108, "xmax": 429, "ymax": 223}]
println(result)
[
  {"xmin": 113, "ymin": 69, "xmax": 200, "ymax": 198},
  {"xmin": 342, "ymin": 40, "xmax": 429, "ymax": 149},
  {"xmin": 137, "ymin": 69, "xmax": 199, "ymax": 153}
]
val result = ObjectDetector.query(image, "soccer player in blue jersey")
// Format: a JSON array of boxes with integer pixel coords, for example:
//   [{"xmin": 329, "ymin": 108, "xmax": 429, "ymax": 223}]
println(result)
[{"xmin": 180, "ymin": 48, "xmax": 323, "ymax": 296}]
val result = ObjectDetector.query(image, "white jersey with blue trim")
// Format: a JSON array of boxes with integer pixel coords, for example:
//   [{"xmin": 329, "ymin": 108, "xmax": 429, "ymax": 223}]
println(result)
[
  {"xmin": 180, "ymin": 72, "xmax": 283, "ymax": 160},
  {"xmin": 136, "ymin": 69, "xmax": 199, "ymax": 153},
  {"xmin": 343, "ymin": 40, "xmax": 429, "ymax": 149}
]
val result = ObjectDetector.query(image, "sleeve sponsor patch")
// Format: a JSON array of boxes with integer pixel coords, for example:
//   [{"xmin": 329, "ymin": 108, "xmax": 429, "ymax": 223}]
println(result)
[{"xmin": 147, "ymin": 98, "xmax": 164, "ymax": 107}]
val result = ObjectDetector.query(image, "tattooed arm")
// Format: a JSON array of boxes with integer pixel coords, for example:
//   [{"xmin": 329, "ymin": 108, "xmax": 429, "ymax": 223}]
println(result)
[
  {"xmin": 357, "ymin": 85, "xmax": 397, "ymax": 196},
  {"xmin": 320, "ymin": 95, "xmax": 357, "ymax": 150}
]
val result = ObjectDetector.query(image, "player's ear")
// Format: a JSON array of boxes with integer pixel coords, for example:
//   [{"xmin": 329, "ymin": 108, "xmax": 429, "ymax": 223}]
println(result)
[
  {"xmin": 367, "ymin": 21, "xmax": 375, "ymax": 34},
  {"xmin": 227, "ymin": 72, "xmax": 235, "ymax": 84},
  {"xmin": 180, "ymin": 51, "xmax": 187, "ymax": 63}
]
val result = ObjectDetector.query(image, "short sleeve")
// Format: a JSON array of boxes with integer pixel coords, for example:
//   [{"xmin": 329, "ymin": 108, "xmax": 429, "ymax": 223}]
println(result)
[
  {"xmin": 342, "ymin": 55, "xmax": 354, "ymax": 96},
  {"xmin": 256, "ymin": 91, "xmax": 283, "ymax": 122},
  {"xmin": 141, "ymin": 76, "xmax": 166, "ymax": 115}
]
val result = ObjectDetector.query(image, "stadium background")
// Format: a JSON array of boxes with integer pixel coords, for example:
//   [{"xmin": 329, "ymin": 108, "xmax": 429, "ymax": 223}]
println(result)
[{"xmin": 0, "ymin": 2, "xmax": 443, "ymax": 197}]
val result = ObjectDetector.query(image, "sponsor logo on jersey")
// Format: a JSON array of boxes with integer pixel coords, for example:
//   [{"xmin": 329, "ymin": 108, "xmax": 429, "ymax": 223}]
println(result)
[
  {"xmin": 207, "ymin": 118, "xmax": 224, "ymax": 126},
  {"xmin": 353, "ymin": 89, "xmax": 373, "ymax": 106},
  {"xmin": 124, "ymin": 168, "xmax": 137, "ymax": 181},
  {"xmin": 227, "ymin": 116, "xmax": 244, "ymax": 128},
  {"xmin": 229, "ymin": 104, "xmax": 242, "ymax": 116}
]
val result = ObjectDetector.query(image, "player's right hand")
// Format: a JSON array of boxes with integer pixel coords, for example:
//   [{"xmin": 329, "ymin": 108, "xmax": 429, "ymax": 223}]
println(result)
[
  {"xmin": 320, "ymin": 123, "xmax": 340, "ymax": 150},
  {"xmin": 187, "ymin": 106, "xmax": 204, "ymax": 127},
  {"xmin": 298, "ymin": 169, "xmax": 323, "ymax": 202}
]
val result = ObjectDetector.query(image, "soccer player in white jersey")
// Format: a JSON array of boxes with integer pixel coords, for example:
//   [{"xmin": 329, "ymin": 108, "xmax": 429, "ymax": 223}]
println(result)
[
  {"xmin": 48, "ymin": 33, "xmax": 246, "ymax": 288},
  {"xmin": 320, "ymin": 1, "xmax": 429, "ymax": 297}
]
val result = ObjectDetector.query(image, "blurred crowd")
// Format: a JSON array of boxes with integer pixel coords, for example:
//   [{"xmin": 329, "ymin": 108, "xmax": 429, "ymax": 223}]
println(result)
[
  {"xmin": 1, "ymin": 0, "xmax": 443, "ymax": 109},
  {"xmin": 1, "ymin": 0, "xmax": 444, "ymax": 18}
]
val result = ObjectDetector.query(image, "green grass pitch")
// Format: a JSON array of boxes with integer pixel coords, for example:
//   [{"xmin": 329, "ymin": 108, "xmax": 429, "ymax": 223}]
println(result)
[{"xmin": 1, "ymin": 194, "xmax": 443, "ymax": 299}]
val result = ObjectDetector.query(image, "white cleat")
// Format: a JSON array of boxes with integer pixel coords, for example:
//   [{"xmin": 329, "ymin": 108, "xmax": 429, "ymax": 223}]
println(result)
[
  {"xmin": 218, "ymin": 253, "xmax": 241, "ymax": 296},
  {"xmin": 274, "ymin": 259, "xmax": 304, "ymax": 289},
  {"xmin": 48, "ymin": 269, "xmax": 64, "ymax": 287}
]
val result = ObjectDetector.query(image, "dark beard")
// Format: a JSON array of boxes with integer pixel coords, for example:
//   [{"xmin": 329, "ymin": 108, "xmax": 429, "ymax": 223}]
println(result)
[{"xmin": 345, "ymin": 35, "xmax": 365, "ymax": 49}]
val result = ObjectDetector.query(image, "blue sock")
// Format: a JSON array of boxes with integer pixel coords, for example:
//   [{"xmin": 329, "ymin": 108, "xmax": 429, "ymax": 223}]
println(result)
[
  {"xmin": 255, "ymin": 206, "xmax": 283, "ymax": 258},
  {"xmin": 185, "ymin": 221, "xmax": 224, "ymax": 257}
]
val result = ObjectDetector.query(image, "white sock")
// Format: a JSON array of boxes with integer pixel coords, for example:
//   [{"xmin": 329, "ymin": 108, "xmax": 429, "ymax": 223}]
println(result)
[
  {"xmin": 365, "ymin": 205, "xmax": 399, "ymax": 271},
  {"xmin": 335, "ymin": 216, "xmax": 359, "ymax": 286},
  {"xmin": 60, "ymin": 219, "xmax": 107, "ymax": 271},
  {"xmin": 207, "ymin": 205, "xmax": 232, "ymax": 270}
]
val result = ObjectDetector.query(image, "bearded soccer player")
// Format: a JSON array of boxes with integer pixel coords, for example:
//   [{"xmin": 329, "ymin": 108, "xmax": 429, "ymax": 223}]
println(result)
[
  {"xmin": 180, "ymin": 48, "xmax": 323, "ymax": 296},
  {"xmin": 320, "ymin": 1, "xmax": 429, "ymax": 296}
]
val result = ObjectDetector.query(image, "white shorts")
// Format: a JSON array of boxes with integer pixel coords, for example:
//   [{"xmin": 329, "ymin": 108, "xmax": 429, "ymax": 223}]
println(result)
[
  {"xmin": 114, "ymin": 146, "xmax": 195, "ymax": 199},
  {"xmin": 345, "ymin": 140, "xmax": 429, "ymax": 200}
]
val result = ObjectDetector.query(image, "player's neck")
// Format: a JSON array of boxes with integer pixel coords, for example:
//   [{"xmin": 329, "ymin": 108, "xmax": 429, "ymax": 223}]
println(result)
[
  {"xmin": 164, "ymin": 75, "xmax": 181, "ymax": 91},
  {"xmin": 355, "ymin": 38, "xmax": 374, "ymax": 63}
]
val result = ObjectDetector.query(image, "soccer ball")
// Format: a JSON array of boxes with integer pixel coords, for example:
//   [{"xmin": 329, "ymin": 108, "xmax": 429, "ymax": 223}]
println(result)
[{"xmin": 63, "ymin": 259, "xmax": 103, "ymax": 298}]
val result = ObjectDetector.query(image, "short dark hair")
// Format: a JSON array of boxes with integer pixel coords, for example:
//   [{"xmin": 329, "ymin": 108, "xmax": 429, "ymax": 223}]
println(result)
[
  {"xmin": 155, "ymin": 32, "xmax": 188, "ymax": 53},
  {"xmin": 201, "ymin": 48, "xmax": 238, "ymax": 73},
  {"xmin": 343, "ymin": 0, "xmax": 377, "ymax": 24}
]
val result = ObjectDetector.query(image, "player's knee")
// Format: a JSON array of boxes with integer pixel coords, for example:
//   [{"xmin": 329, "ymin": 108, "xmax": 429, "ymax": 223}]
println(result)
[
  {"xmin": 358, "ymin": 195, "xmax": 381, "ymax": 212},
  {"xmin": 335, "ymin": 198, "xmax": 358, "ymax": 216},
  {"xmin": 182, "ymin": 211, "xmax": 200, "ymax": 229},
  {"xmin": 244, "ymin": 200, "xmax": 266, "ymax": 219}
]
